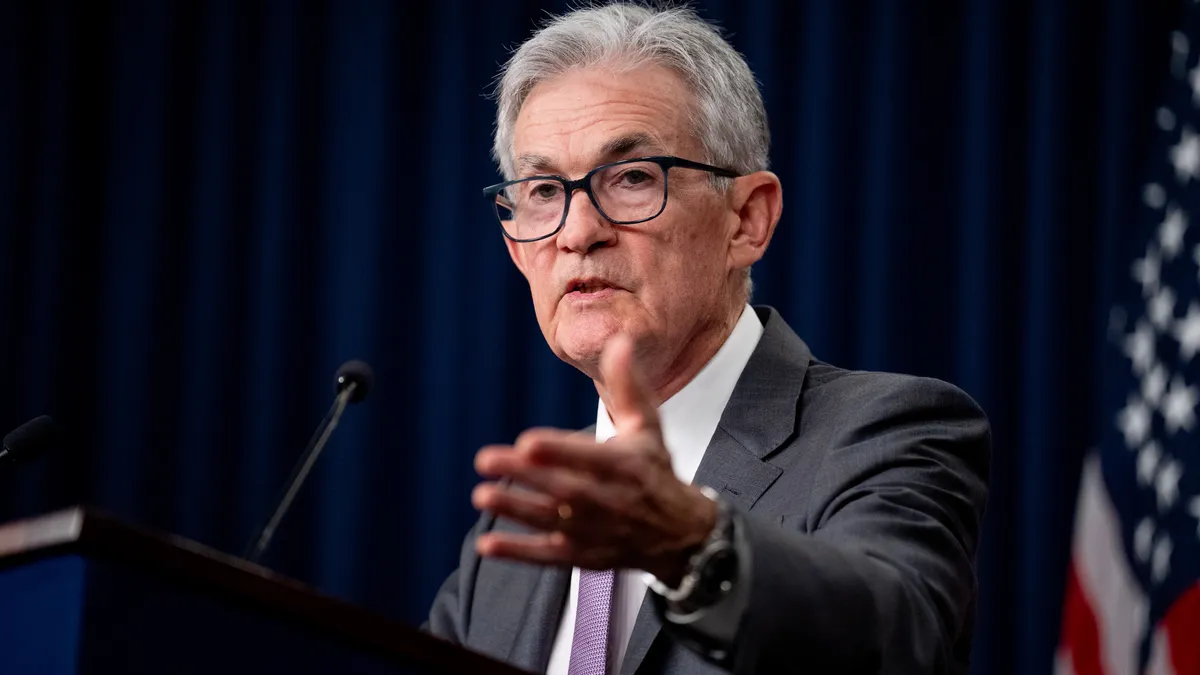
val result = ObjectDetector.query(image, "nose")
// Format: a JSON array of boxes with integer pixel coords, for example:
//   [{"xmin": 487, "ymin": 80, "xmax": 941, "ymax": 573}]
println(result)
[{"xmin": 555, "ymin": 188, "xmax": 616, "ymax": 255}]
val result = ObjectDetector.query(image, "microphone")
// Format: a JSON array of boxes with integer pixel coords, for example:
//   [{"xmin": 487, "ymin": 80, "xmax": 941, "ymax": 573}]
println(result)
[
  {"xmin": 243, "ymin": 360, "xmax": 374, "ymax": 564},
  {"xmin": 1, "ymin": 415, "xmax": 58, "ymax": 468}
]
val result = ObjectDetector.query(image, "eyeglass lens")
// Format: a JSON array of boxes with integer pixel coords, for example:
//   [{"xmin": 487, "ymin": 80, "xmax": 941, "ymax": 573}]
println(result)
[{"xmin": 495, "ymin": 161, "xmax": 667, "ymax": 240}]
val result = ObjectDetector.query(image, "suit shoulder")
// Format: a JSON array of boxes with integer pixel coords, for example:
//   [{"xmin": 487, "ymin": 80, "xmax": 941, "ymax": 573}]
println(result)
[
  {"xmin": 801, "ymin": 360, "xmax": 990, "ymax": 438},
  {"xmin": 789, "ymin": 362, "xmax": 992, "ymax": 517}
]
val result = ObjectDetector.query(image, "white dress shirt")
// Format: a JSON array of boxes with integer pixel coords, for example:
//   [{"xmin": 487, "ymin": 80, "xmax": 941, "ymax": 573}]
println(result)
[{"xmin": 545, "ymin": 304, "xmax": 764, "ymax": 674}]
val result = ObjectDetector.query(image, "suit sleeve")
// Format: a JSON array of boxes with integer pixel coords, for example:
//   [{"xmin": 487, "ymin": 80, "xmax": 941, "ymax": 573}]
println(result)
[
  {"xmin": 705, "ymin": 376, "xmax": 990, "ymax": 674},
  {"xmin": 422, "ymin": 511, "xmax": 495, "ymax": 643}
]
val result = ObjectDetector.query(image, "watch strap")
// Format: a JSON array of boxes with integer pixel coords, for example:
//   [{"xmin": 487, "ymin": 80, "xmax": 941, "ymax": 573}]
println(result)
[{"xmin": 646, "ymin": 486, "xmax": 735, "ymax": 610}]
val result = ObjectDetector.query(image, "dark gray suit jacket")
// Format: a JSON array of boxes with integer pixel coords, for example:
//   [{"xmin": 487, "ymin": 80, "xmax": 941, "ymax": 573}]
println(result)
[{"xmin": 425, "ymin": 306, "xmax": 991, "ymax": 675}]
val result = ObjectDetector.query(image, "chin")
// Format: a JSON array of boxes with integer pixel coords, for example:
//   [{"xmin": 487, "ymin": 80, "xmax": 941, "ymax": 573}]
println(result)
[{"xmin": 552, "ymin": 312, "xmax": 626, "ymax": 368}]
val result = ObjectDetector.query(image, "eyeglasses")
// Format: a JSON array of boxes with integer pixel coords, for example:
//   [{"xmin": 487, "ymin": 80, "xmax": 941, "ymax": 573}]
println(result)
[{"xmin": 481, "ymin": 155, "xmax": 741, "ymax": 243}]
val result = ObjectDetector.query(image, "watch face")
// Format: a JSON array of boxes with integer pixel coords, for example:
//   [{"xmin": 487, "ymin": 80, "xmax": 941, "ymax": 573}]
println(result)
[
  {"xmin": 706, "ymin": 548, "xmax": 738, "ymax": 586},
  {"xmin": 668, "ymin": 501, "xmax": 738, "ymax": 615},
  {"xmin": 684, "ymin": 545, "xmax": 736, "ymax": 611}
]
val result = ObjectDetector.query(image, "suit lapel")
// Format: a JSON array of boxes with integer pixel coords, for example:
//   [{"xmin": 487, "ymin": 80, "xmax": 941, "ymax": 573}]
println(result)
[
  {"xmin": 505, "ymin": 565, "xmax": 571, "ymax": 672},
  {"xmin": 616, "ymin": 584, "xmax": 661, "ymax": 674},
  {"xmin": 619, "ymin": 307, "xmax": 808, "ymax": 674}
]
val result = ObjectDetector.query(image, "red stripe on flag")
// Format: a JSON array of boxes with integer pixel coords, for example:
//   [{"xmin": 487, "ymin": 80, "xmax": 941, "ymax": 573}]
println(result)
[
  {"xmin": 1164, "ymin": 582, "xmax": 1200, "ymax": 675},
  {"xmin": 1061, "ymin": 560, "xmax": 1109, "ymax": 675}
]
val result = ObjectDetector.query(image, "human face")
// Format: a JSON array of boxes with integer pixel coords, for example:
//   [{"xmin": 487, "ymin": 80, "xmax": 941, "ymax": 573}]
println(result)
[{"xmin": 504, "ymin": 64, "xmax": 740, "ymax": 388}]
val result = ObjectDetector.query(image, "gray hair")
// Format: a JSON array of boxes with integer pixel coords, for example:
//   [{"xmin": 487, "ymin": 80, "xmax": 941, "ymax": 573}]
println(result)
[
  {"xmin": 490, "ymin": 2, "xmax": 770, "ymax": 181},
  {"xmin": 490, "ymin": 2, "xmax": 769, "ymax": 300}
]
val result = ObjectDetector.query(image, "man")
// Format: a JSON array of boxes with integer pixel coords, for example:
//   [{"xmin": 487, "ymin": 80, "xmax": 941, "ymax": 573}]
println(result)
[{"xmin": 425, "ymin": 3, "xmax": 991, "ymax": 674}]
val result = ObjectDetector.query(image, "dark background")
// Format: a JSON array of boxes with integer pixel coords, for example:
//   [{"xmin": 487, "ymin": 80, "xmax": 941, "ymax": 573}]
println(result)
[{"xmin": 0, "ymin": 1, "xmax": 1183, "ymax": 673}]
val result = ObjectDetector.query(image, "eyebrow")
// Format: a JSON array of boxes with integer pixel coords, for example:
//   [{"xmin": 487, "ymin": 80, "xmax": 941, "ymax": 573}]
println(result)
[
  {"xmin": 514, "ymin": 132, "xmax": 666, "ymax": 177},
  {"xmin": 515, "ymin": 153, "xmax": 556, "ymax": 176},
  {"xmin": 598, "ymin": 132, "xmax": 662, "ymax": 160}
]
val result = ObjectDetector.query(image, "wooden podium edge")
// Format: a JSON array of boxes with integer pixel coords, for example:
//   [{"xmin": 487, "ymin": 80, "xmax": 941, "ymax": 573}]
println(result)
[{"xmin": 0, "ymin": 506, "xmax": 531, "ymax": 675}]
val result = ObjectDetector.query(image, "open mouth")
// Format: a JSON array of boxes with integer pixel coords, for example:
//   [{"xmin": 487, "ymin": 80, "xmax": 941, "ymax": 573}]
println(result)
[
  {"xmin": 569, "ymin": 280, "xmax": 613, "ymax": 294},
  {"xmin": 564, "ymin": 278, "xmax": 620, "ymax": 299}
]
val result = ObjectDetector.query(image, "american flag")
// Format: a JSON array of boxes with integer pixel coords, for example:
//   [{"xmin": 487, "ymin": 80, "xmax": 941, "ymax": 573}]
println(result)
[{"xmin": 1055, "ymin": 9, "xmax": 1200, "ymax": 675}]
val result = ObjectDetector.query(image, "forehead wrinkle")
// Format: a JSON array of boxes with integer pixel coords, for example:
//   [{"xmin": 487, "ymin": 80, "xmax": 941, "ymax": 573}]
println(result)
[{"xmin": 513, "ymin": 71, "xmax": 688, "ymax": 177}]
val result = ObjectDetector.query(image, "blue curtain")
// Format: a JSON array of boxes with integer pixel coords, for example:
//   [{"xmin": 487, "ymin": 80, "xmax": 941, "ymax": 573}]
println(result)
[{"xmin": 0, "ymin": 1, "xmax": 1184, "ymax": 673}]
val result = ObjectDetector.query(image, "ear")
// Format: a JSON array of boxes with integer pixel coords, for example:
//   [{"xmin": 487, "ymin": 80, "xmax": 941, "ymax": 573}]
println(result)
[
  {"xmin": 726, "ymin": 171, "xmax": 783, "ymax": 272},
  {"xmin": 504, "ymin": 235, "xmax": 531, "ymax": 281}
]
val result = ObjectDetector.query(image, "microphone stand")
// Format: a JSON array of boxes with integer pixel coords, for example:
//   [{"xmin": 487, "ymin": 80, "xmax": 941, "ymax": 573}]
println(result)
[{"xmin": 243, "ymin": 381, "xmax": 358, "ymax": 565}]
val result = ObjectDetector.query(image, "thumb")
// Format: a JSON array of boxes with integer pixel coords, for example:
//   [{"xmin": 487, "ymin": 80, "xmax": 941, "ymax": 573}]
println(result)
[{"xmin": 600, "ymin": 334, "xmax": 661, "ymax": 437}]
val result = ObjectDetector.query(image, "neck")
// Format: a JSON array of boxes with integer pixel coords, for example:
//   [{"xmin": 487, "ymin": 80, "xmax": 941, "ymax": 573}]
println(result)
[{"xmin": 596, "ymin": 298, "xmax": 745, "ymax": 411}]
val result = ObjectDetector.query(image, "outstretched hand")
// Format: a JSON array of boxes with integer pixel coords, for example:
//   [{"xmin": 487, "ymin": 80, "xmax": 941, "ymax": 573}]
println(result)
[{"xmin": 471, "ymin": 334, "xmax": 717, "ymax": 584}]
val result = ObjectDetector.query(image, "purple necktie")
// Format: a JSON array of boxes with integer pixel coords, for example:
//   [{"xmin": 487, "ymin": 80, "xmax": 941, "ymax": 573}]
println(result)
[{"xmin": 568, "ymin": 568, "xmax": 616, "ymax": 675}]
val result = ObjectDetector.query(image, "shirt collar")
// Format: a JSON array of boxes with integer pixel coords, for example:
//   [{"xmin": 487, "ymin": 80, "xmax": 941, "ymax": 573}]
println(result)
[{"xmin": 595, "ymin": 304, "xmax": 764, "ymax": 483}]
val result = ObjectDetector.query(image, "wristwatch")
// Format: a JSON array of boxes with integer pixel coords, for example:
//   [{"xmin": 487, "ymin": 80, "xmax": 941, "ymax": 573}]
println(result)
[{"xmin": 648, "ymin": 486, "xmax": 739, "ymax": 616}]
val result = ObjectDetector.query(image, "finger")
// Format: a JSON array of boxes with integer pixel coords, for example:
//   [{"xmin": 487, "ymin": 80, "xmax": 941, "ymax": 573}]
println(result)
[
  {"xmin": 471, "ymin": 481, "xmax": 561, "ymax": 531},
  {"xmin": 475, "ymin": 444, "xmax": 518, "ymax": 478},
  {"xmin": 475, "ymin": 432, "xmax": 633, "ymax": 485},
  {"xmin": 476, "ymin": 530, "xmax": 574, "ymax": 565},
  {"xmin": 476, "ymin": 444, "xmax": 561, "ymax": 480},
  {"xmin": 475, "ymin": 428, "xmax": 603, "ymax": 475},
  {"xmin": 497, "ymin": 463, "xmax": 602, "ymax": 506},
  {"xmin": 475, "ymin": 440, "xmax": 602, "ymax": 497},
  {"xmin": 514, "ymin": 428, "xmax": 628, "ymax": 476},
  {"xmin": 600, "ymin": 334, "xmax": 661, "ymax": 437}
]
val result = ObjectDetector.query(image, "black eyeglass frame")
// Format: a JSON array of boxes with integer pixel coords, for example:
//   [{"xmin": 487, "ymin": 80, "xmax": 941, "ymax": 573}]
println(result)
[{"xmin": 481, "ymin": 155, "xmax": 742, "ymax": 243}]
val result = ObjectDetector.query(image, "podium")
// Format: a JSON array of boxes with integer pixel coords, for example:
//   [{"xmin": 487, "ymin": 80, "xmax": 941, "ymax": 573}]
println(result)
[{"xmin": 0, "ymin": 506, "xmax": 533, "ymax": 674}]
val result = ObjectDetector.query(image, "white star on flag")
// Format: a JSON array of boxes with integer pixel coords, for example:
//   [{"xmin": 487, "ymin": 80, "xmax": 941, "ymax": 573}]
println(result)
[
  {"xmin": 1170, "ymin": 126, "xmax": 1200, "ymax": 183},
  {"xmin": 1152, "ymin": 534, "xmax": 1173, "ymax": 584},
  {"xmin": 1150, "ymin": 286, "xmax": 1178, "ymax": 330},
  {"xmin": 1133, "ymin": 247, "xmax": 1162, "ymax": 297},
  {"xmin": 1159, "ymin": 206, "xmax": 1189, "ymax": 258},
  {"xmin": 1190, "ymin": 64, "xmax": 1200, "ymax": 106},
  {"xmin": 1172, "ymin": 301, "xmax": 1200, "ymax": 361},
  {"xmin": 1145, "ymin": 182, "xmax": 1167, "ymax": 209},
  {"xmin": 1137, "ymin": 511, "xmax": 1156, "ymax": 559},
  {"xmin": 1160, "ymin": 106, "xmax": 1178, "ymax": 131},
  {"xmin": 1174, "ymin": 31, "xmax": 1191, "ymax": 76},
  {"xmin": 1138, "ymin": 441, "xmax": 1162, "ymax": 486},
  {"xmin": 1135, "ymin": 516, "xmax": 1155, "ymax": 562},
  {"xmin": 1118, "ymin": 394, "xmax": 1154, "ymax": 447},
  {"xmin": 1161, "ymin": 376, "xmax": 1199, "ymax": 434},
  {"xmin": 1155, "ymin": 458, "xmax": 1183, "ymax": 511},
  {"xmin": 1143, "ymin": 363, "xmax": 1168, "ymax": 405},
  {"xmin": 1125, "ymin": 319, "xmax": 1157, "ymax": 375}
]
